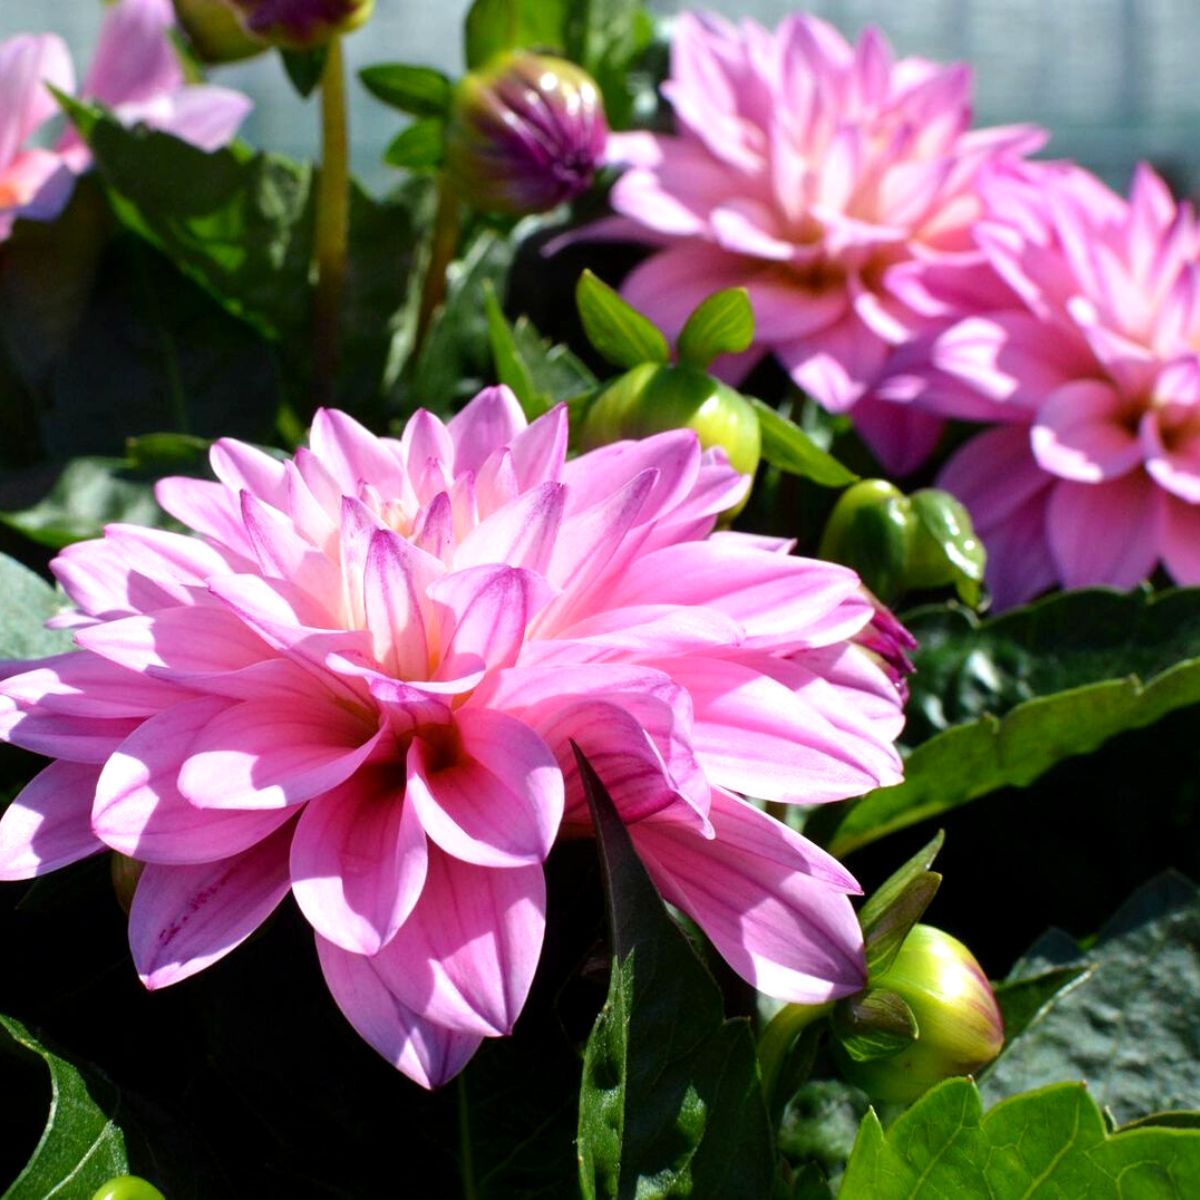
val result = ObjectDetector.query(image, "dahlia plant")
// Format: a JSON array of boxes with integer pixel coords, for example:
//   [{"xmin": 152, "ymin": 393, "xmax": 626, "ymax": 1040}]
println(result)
[{"xmin": 0, "ymin": 1, "xmax": 1198, "ymax": 1196}]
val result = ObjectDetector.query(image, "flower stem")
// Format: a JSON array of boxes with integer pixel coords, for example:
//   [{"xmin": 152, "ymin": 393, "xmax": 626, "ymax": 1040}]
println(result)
[
  {"xmin": 757, "ymin": 1000, "xmax": 832, "ymax": 1110},
  {"xmin": 412, "ymin": 172, "xmax": 462, "ymax": 369},
  {"xmin": 312, "ymin": 36, "xmax": 350, "ymax": 414},
  {"xmin": 457, "ymin": 1072, "xmax": 477, "ymax": 1200}
]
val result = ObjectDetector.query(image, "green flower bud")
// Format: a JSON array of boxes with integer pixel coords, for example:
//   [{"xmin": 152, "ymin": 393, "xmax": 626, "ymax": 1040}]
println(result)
[
  {"xmin": 444, "ymin": 52, "xmax": 608, "ymax": 216},
  {"xmin": 833, "ymin": 924, "xmax": 1004, "ymax": 1103},
  {"xmin": 581, "ymin": 362, "xmax": 762, "ymax": 479},
  {"xmin": 818, "ymin": 479, "xmax": 914, "ymax": 602},
  {"xmin": 224, "ymin": 0, "xmax": 373, "ymax": 50},
  {"xmin": 92, "ymin": 1176, "xmax": 166, "ymax": 1200},
  {"xmin": 172, "ymin": 0, "xmax": 267, "ymax": 63}
]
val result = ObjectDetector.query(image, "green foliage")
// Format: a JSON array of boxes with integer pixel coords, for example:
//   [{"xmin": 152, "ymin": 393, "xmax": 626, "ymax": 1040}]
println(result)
[
  {"xmin": 0, "ymin": 554, "xmax": 74, "ymax": 659},
  {"xmin": 0, "ymin": 1013, "xmax": 130, "ymax": 1199},
  {"xmin": 983, "ymin": 873, "xmax": 1200, "ymax": 1125},
  {"xmin": 751, "ymin": 399, "xmax": 859, "ymax": 487},
  {"xmin": 359, "ymin": 64, "xmax": 454, "ymax": 117},
  {"xmin": 858, "ymin": 832, "xmax": 943, "ymax": 978},
  {"xmin": 564, "ymin": 0, "xmax": 656, "ymax": 128},
  {"xmin": 383, "ymin": 119, "xmax": 446, "ymax": 170},
  {"xmin": 824, "ymin": 587, "xmax": 1200, "ymax": 856},
  {"xmin": 575, "ymin": 270, "xmax": 670, "ymax": 370},
  {"xmin": 575, "ymin": 748, "xmax": 776, "ymax": 1199},
  {"xmin": 839, "ymin": 1076, "xmax": 1200, "ymax": 1198},
  {"xmin": 676, "ymin": 288, "xmax": 754, "ymax": 370},
  {"xmin": 281, "ymin": 47, "xmax": 329, "ymax": 98},
  {"xmin": 464, "ymin": 0, "xmax": 569, "ymax": 69}
]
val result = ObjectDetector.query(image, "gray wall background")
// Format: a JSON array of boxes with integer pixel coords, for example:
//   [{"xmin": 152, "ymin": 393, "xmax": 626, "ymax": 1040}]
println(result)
[{"xmin": 3, "ymin": 0, "xmax": 1199, "ymax": 195}]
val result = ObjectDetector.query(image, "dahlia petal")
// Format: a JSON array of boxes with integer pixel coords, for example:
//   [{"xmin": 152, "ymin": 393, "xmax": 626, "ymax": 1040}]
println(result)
[
  {"xmin": 1161, "ymin": 495, "xmax": 1200, "ymax": 584},
  {"xmin": 0, "ymin": 702, "xmax": 140, "ymax": 763},
  {"xmin": 210, "ymin": 438, "xmax": 289, "ymax": 509},
  {"xmin": 81, "ymin": 0, "xmax": 180, "ymax": 107},
  {"xmin": 240, "ymin": 491, "xmax": 342, "ymax": 605},
  {"xmin": 362, "ymin": 529, "xmax": 439, "ymax": 679},
  {"xmin": 0, "ymin": 651, "xmax": 184, "ymax": 718},
  {"xmin": 1031, "ymin": 380, "xmax": 1143, "ymax": 483},
  {"xmin": 1045, "ymin": 476, "xmax": 1161, "ymax": 590},
  {"xmin": 505, "ymin": 404, "xmax": 569, "ymax": 490},
  {"xmin": 178, "ymin": 699, "xmax": 383, "ymax": 810},
  {"xmin": 0, "ymin": 35, "xmax": 75, "ymax": 168},
  {"xmin": 850, "ymin": 391, "xmax": 946, "ymax": 477},
  {"xmin": 372, "ymin": 847, "xmax": 546, "ymax": 1037},
  {"xmin": 405, "ymin": 708, "xmax": 562, "ymax": 867},
  {"xmin": 454, "ymin": 482, "xmax": 565, "ymax": 575},
  {"xmin": 52, "ymin": 539, "xmax": 183, "ymax": 619},
  {"xmin": 309, "ymin": 407, "xmax": 406, "ymax": 497},
  {"xmin": 130, "ymin": 822, "xmax": 294, "ymax": 989},
  {"xmin": 938, "ymin": 425, "xmax": 1047, "ymax": 528},
  {"xmin": 446, "ymin": 386, "xmax": 527, "ymax": 475},
  {"xmin": 154, "ymin": 476, "xmax": 254, "ymax": 558},
  {"xmin": 93, "ymin": 697, "xmax": 293, "ymax": 864},
  {"xmin": 632, "ymin": 789, "xmax": 866, "ymax": 1003},
  {"xmin": 316, "ymin": 936, "xmax": 484, "ymax": 1088},
  {"xmin": 290, "ymin": 770, "xmax": 427, "ymax": 956},
  {"xmin": 149, "ymin": 86, "xmax": 252, "ymax": 152},
  {"xmin": 0, "ymin": 761, "xmax": 103, "ymax": 880}
]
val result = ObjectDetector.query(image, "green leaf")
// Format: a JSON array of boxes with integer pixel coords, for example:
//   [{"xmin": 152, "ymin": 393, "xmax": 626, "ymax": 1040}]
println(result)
[
  {"xmin": 575, "ymin": 270, "xmax": 669, "ymax": 370},
  {"xmin": 839, "ymin": 1077, "xmax": 1200, "ymax": 1199},
  {"xmin": 831, "ymin": 990, "xmax": 919, "ymax": 1063},
  {"xmin": 281, "ymin": 46, "xmax": 328, "ymax": 98},
  {"xmin": 0, "ymin": 553, "xmax": 74, "ymax": 659},
  {"xmin": 676, "ymin": 288, "xmax": 755, "ymax": 369},
  {"xmin": 1, "ymin": 458, "xmax": 170, "ymax": 550},
  {"xmin": 383, "ymin": 119, "xmax": 445, "ymax": 170},
  {"xmin": 751, "ymin": 398, "xmax": 859, "ymax": 487},
  {"xmin": 358, "ymin": 63, "xmax": 454, "ymax": 116},
  {"xmin": 464, "ymin": 0, "xmax": 568, "ymax": 69},
  {"xmin": 908, "ymin": 489, "xmax": 986, "ymax": 606},
  {"xmin": 123, "ymin": 433, "xmax": 212, "ymax": 474},
  {"xmin": 60, "ymin": 96, "xmax": 315, "ymax": 342},
  {"xmin": 825, "ymin": 587, "xmax": 1200, "ymax": 856},
  {"xmin": 983, "ymin": 872, "xmax": 1200, "ymax": 1125},
  {"xmin": 858, "ymin": 832, "xmax": 944, "ymax": 934},
  {"xmin": 564, "ymin": 0, "xmax": 655, "ymax": 129},
  {"xmin": 858, "ymin": 833, "xmax": 943, "ymax": 978},
  {"xmin": 0, "ymin": 1013, "xmax": 130, "ymax": 1199},
  {"xmin": 575, "ymin": 746, "xmax": 776, "ymax": 1200},
  {"xmin": 991, "ymin": 966, "xmax": 1092, "ymax": 1044}
]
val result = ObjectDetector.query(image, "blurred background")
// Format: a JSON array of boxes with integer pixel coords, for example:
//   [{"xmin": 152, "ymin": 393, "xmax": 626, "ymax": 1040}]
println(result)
[{"xmin": 3, "ymin": 0, "xmax": 1199, "ymax": 196}]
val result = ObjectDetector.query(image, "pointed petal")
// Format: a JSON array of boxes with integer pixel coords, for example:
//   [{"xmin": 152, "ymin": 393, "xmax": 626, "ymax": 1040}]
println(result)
[
  {"xmin": 0, "ymin": 761, "xmax": 103, "ymax": 880},
  {"xmin": 447, "ymin": 386, "xmax": 527, "ymax": 474},
  {"xmin": 1045, "ymin": 475, "xmax": 1161, "ymax": 589}
]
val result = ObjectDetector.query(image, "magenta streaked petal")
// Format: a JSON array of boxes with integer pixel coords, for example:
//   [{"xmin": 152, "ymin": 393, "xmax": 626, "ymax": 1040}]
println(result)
[
  {"xmin": 131, "ymin": 821, "xmax": 294, "ymax": 989},
  {"xmin": 446, "ymin": 385, "xmax": 527, "ymax": 474},
  {"xmin": 316, "ymin": 936, "xmax": 484, "ymax": 1088},
  {"xmin": 0, "ymin": 761, "xmax": 103, "ymax": 880},
  {"xmin": 454, "ymin": 481, "xmax": 565, "ymax": 576}
]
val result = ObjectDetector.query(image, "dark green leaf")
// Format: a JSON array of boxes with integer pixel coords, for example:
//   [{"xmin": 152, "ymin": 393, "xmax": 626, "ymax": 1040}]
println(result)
[
  {"xmin": 983, "ymin": 872, "xmax": 1200, "ymax": 1125},
  {"xmin": 862, "ymin": 873, "xmax": 942, "ymax": 980},
  {"xmin": 281, "ymin": 46, "xmax": 328, "ymax": 98},
  {"xmin": 359, "ymin": 63, "xmax": 454, "ymax": 116},
  {"xmin": 124, "ymin": 433, "xmax": 212, "ymax": 474},
  {"xmin": 840, "ymin": 1077, "xmax": 1200, "ymax": 1199},
  {"xmin": 858, "ymin": 833, "xmax": 944, "ymax": 934},
  {"xmin": 575, "ymin": 746, "xmax": 776, "ymax": 1200},
  {"xmin": 751, "ymin": 398, "xmax": 859, "ymax": 487},
  {"xmin": 60, "ymin": 96, "xmax": 315, "ymax": 341},
  {"xmin": 0, "ymin": 1013, "xmax": 129, "ymax": 1199},
  {"xmin": 1, "ymin": 458, "xmax": 169, "ymax": 549},
  {"xmin": 825, "ymin": 588, "xmax": 1200, "ymax": 856},
  {"xmin": 565, "ymin": 0, "xmax": 655, "ymax": 129},
  {"xmin": 1121, "ymin": 1113, "xmax": 1200, "ymax": 1133},
  {"xmin": 0, "ymin": 553, "xmax": 74, "ymax": 659},
  {"xmin": 464, "ymin": 0, "xmax": 568, "ymax": 68},
  {"xmin": 383, "ymin": 119, "xmax": 445, "ymax": 170},
  {"xmin": 778, "ymin": 1078, "xmax": 870, "ymax": 1187},
  {"xmin": 676, "ymin": 288, "xmax": 755, "ymax": 369},
  {"xmin": 575, "ymin": 270, "xmax": 669, "ymax": 369},
  {"xmin": 908, "ymin": 489, "xmax": 986, "ymax": 607},
  {"xmin": 484, "ymin": 286, "xmax": 540, "ymax": 415},
  {"xmin": 831, "ymin": 990, "xmax": 918, "ymax": 1063},
  {"xmin": 991, "ymin": 966, "xmax": 1092, "ymax": 1044}
]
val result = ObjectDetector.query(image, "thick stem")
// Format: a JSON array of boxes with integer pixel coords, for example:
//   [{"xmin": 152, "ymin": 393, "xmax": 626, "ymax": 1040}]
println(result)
[
  {"xmin": 412, "ymin": 173, "xmax": 462, "ymax": 368},
  {"xmin": 312, "ymin": 37, "xmax": 350, "ymax": 414},
  {"xmin": 757, "ymin": 1000, "xmax": 832, "ymax": 1111}
]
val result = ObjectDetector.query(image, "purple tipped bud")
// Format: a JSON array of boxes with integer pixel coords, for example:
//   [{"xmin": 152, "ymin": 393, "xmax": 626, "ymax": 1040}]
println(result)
[
  {"xmin": 445, "ymin": 52, "xmax": 608, "ymax": 215},
  {"xmin": 834, "ymin": 924, "xmax": 1005, "ymax": 1103},
  {"xmin": 224, "ymin": 0, "xmax": 373, "ymax": 50}
]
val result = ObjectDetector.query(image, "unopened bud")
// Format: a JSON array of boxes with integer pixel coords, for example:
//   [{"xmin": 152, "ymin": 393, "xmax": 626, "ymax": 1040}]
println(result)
[
  {"xmin": 833, "ymin": 924, "xmax": 1004, "ymax": 1103},
  {"xmin": 172, "ymin": 0, "xmax": 266, "ymax": 62},
  {"xmin": 91, "ymin": 1175, "xmax": 166, "ymax": 1200},
  {"xmin": 582, "ymin": 362, "xmax": 762, "ymax": 480},
  {"xmin": 224, "ymin": 0, "xmax": 373, "ymax": 50},
  {"xmin": 445, "ymin": 52, "xmax": 607, "ymax": 215}
]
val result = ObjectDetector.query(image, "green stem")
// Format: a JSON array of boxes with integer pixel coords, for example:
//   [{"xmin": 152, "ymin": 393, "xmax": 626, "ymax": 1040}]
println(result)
[
  {"xmin": 412, "ymin": 172, "xmax": 462, "ymax": 368},
  {"xmin": 457, "ymin": 1072, "xmax": 477, "ymax": 1200},
  {"xmin": 757, "ymin": 1001, "xmax": 832, "ymax": 1111},
  {"xmin": 312, "ymin": 37, "xmax": 350, "ymax": 414}
]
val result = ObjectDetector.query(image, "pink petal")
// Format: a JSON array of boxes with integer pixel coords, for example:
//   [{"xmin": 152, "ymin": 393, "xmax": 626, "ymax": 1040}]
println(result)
[
  {"xmin": 289, "ymin": 769, "xmax": 428, "ymax": 956},
  {"xmin": 0, "ymin": 761, "xmax": 103, "ymax": 880},
  {"xmin": 938, "ymin": 425, "xmax": 1048, "ymax": 529},
  {"xmin": 308, "ymin": 407, "xmax": 406, "ymax": 498},
  {"xmin": 1161, "ymin": 495, "xmax": 1200, "ymax": 584},
  {"xmin": 369, "ymin": 847, "xmax": 546, "ymax": 1037},
  {"xmin": 150, "ymin": 86, "xmax": 251, "ymax": 151},
  {"xmin": 362, "ymin": 528, "xmax": 440, "ymax": 679},
  {"xmin": 81, "ymin": 0, "xmax": 180, "ymax": 107},
  {"xmin": 316, "ymin": 937, "xmax": 483, "ymax": 1088},
  {"xmin": 446, "ymin": 385, "xmax": 526, "ymax": 474},
  {"xmin": 0, "ymin": 35, "xmax": 75, "ymax": 168},
  {"xmin": 130, "ymin": 821, "xmax": 294, "ymax": 989},
  {"xmin": 405, "ymin": 707, "xmax": 563, "ymax": 868},
  {"xmin": 453, "ymin": 482, "xmax": 566, "ymax": 576},
  {"xmin": 155, "ymin": 476, "xmax": 254, "ymax": 558},
  {"xmin": 0, "ymin": 651, "xmax": 184, "ymax": 718},
  {"xmin": 633, "ymin": 789, "xmax": 867, "ymax": 1003},
  {"xmin": 1031, "ymin": 380, "xmax": 1143, "ymax": 482},
  {"xmin": 0, "ymin": 701, "xmax": 140, "ymax": 763}
]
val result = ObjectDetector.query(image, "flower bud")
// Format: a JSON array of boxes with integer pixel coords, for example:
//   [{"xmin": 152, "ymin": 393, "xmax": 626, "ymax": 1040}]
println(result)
[
  {"xmin": 172, "ymin": 0, "xmax": 267, "ymax": 63},
  {"xmin": 92, "ymin": 1176, "xmax": 166, "ymax": 1200},
  {"xmin": 224, "ymin": 0, "xmax": 373, "ymax": 50},
  {"xmin": 444, "ymin": 52, "xmax": 607, "ymax": 215},
  {"xmin": 581, "ymin": 362, "xmax": 762, "ymax": 479},
  {"xmin": 833, "ymin": 924, "xmax": 1004, "ymax": 1103},
  {"xmin": 819, "ymin": 479, "xmax": 914, "ymax": 603}
]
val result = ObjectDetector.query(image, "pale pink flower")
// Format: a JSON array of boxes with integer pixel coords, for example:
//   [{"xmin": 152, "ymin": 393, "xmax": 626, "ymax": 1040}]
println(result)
[
  {"xmin": 0, "ymin": 390, "xmax": 909, "ymax": 1086},
  {"xmin": 910, "ymin": 162, "xmax": 1200, "ymax": 607},
  {"xmin": 0, "ymin": 0, "xmax": 251, "ymax": 241},
  {"xmin": 604, "ymin": 11, "xmax": 1044, "ymax": 474}
]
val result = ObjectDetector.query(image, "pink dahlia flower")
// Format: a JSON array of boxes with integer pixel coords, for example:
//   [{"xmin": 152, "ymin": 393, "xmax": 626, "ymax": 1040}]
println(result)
[
  {"xmin": 0, "ymin": 0, "xmax": 251, "ymax": 241},
  {"xmin": 910, "ymin": 162, "xmax": 1200, "ymax": 607},
  {"xmin": 0, "ymin": 389, "xmax": 908, "ymax": 1087},
  {"xmin": 604, "ymin": 12, "xmax": 1044, "ymax": 474}
]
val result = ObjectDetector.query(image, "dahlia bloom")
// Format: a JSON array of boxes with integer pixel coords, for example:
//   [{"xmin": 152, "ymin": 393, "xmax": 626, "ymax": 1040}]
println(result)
[
  {"xmin": 0, "ymin": 389, "xmax": 908, "ymax": 1087},
  {"xmin": 0, "ymin": 0, "xmax": 251, "ymax": 242},
  {"xmin": 605, "ymin": 12, "xmax": 1044, "ymax": 474},
  {"xmin": 913, "ymin": 162, "xmax": 1200, "ymax": 608}
]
